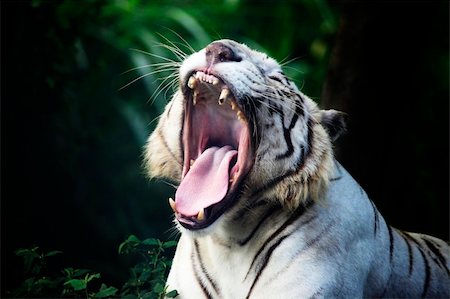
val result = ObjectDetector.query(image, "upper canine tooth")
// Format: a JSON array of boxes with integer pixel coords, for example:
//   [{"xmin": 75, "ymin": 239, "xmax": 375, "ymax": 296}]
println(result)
[
  {"xmin": 218, "ymin": 89, "xmax": 229, "ymax": 105},
  {"xmin": 197, "ymin": 208, "xmax": 205, "ymax": 221},
  {"xmin": 230, "ymin": 101, "xmax": 237, "ymax": 110},
  {"xmin": 169, "ymin": 197, "xmax": 176, "ymax": 212},
  {"xmin": 188, "ymin": 76, "xmax": 197, "ymax": 89}
]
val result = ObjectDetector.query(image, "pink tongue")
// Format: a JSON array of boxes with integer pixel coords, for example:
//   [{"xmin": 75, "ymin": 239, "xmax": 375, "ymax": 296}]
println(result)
[{"xmin": 175, "ymin": 146, "xmax": 237, "ymax": 216}]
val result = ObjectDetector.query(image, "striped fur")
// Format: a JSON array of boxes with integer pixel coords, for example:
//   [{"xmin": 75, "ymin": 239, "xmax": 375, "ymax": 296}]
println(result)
[{"xmin": 144, "ymin": 40, "xmax": 450, "ymax": 298}]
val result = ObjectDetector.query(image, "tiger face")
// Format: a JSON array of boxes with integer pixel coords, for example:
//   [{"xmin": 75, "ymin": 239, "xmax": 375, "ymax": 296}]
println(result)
[{"xmin": 144, "ymin": 39, "xmax": 345, "ymax": 231}]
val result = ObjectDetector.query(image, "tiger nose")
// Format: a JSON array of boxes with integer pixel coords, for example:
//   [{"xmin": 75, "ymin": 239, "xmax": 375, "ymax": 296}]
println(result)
[{"xmin": 205, "ymin": 41, "xmax": 242, "ymax": 66}]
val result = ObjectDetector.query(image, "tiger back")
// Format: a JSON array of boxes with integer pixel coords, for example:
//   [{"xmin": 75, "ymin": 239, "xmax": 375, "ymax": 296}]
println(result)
[{"xmin": 144, "ymin": 39, "xmax": 450, "ymax": 298}]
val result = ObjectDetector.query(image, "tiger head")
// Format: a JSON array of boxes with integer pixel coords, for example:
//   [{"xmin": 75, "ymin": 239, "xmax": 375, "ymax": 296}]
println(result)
[{"xmin": 144, "ymin": 40, "xmax": 346, "ymax": 231}]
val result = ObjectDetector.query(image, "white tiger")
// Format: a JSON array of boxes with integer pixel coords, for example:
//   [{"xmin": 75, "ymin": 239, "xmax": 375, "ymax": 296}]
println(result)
[{"xmin": 144, "ymin": 39, "xmax": 450, "ymax": 298}]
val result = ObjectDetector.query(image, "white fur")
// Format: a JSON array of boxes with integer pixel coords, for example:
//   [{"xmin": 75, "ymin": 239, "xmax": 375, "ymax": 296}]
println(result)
[{"xmin": 144, "ymin": 40, "xmax": 450, "ymax": 298}]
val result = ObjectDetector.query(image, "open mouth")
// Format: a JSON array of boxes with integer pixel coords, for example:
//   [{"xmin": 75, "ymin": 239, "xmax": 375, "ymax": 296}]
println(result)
[{"xmin": 171, "ymin": 70, "xmax": 254, "ymax": 230}]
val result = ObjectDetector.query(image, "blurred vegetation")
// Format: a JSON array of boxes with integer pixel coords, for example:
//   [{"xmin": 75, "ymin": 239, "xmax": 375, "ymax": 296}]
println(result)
[
  {"xmin": 2, "ymin": 0, "xmax": 448, "ymax": 296},
  {"xmin": 3, "ymin": 0, "xmax": 337, "ymax": 293}
]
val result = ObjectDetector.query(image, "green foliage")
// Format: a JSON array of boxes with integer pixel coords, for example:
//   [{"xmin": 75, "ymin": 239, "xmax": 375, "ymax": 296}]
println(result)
[
  {"xmin": 9, "ymin": 236, "xmax": 178, "ymax": 298},
  {"xmin": 11, "ymin": 246, "xmax": 118, "ymax": 298},
  {"xmin": 119, "ymin": 235, "xmax": 178, "ymax": 299}
]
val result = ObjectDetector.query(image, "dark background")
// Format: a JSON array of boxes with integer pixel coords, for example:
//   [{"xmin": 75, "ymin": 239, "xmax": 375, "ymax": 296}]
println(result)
[{"xmin": 2, "ymin": 0, "xmax": 448, "ymax": 294}]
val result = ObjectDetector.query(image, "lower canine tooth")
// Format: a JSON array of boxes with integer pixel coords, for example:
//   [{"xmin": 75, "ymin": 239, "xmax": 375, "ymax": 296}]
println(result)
[
  {"xmin": 193, "ymin": 91, "xmax": 199, "ymax": 105},
  {"xmin": 197, "ymin": 208, "xmax": 205, "ymax": 221},
  {"xmin": 169, "ymin": 197, "xmax": 176, "ymax": 212}
]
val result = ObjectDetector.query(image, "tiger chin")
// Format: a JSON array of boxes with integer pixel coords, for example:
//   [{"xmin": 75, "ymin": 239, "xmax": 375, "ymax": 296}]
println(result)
[{"xmin": 144, "ymin": 40, "xmax": 449, "ymax": 298}]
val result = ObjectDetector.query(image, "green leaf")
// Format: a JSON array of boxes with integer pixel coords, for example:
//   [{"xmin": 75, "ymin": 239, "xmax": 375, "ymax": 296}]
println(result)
[
  {"xmin": 64, "ymin": 279, "xmax": 87, "ymax": 291},
  {"xmin": 162, "ymin": 241, "xmax": 178, "ymax": 249},
  {"xmin": 166, "ymin": 290, "xmax": 179, "ymax": 298},
  {"xmin": 86, "ymin": 272, "xmax": 101, "ymax": 282},
  {"xmin": 15, "ymin": 248, "xmax": 35, "ymax": 256},
  {"xmin": 141, "ymin": 291, "xmax": 155, "ymax": 299},
  {"xmin": 93, "ymin": 285, "xmax": 118, "ymax": 298},
  {"xmin": 142, "ymin": 238, "xmax": 160, "ymax": 246},
  {"xmin": 127, "ymin": 234, "xmax": 141, "ymax": 243},
  {"xmin": 118, "ymin": 242, "xmax": 127, "ymax": 254},
  {"xmin": 153, "ymin": 282, "xmax": 164, "ymax": 293},
  {"xmin": 45, "ymin": 250, "xmax": 63, "ymax": 257},
  {"xmin": 73, "ymin": 268, "xmax": 91, "ymax": 278},
  {"xmin": 36, "ymin": 277, "xmax": 61, "ymax": 288},
  {"xmin": 63, "ymin": 267, "xmax": 74, "ymax": 276},
  {"xmin": 119, "ymin": 235, "xmax": 141, "ymax": 254}
]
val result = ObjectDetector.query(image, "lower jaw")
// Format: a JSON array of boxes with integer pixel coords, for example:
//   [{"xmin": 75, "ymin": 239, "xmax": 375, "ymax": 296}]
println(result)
[{"xmin": 176, "ymin": 188, "xmax": 242, "ymax": 230}]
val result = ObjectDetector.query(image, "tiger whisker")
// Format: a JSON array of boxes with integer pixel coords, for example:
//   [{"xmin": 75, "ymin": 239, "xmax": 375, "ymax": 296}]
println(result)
[
  {"xmin": 149, "ymin": 74, "xmax": 180, "ymax": 104},
  {"xmin": 158, "ymin": 29, "xmax": 196, "ymax": 54},
  {"xmin": 129, "ymin": 48, "xmax": 181, "ymax": 64}
]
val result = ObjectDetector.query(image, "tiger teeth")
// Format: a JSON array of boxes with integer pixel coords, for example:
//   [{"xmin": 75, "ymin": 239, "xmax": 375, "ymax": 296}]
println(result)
[
  {"xmin": 169, "ymin": 197, "xmax": 176, "ymax": 212},
  {"xmin": 190, "ymin": 159, "xmax": 195, "ymax": 166},
  {"xmin": 218, "ymin": 88, "xmax": 230, "ymax": 105},
  {"xmin": 193, "ymin": 90, "xmax": 199, "ymax": 105},
  {"xmin": 237, "ymin": 111, "xmax": 246, "ymax": 122},
  {"xmin": 188, "ymin": 76, "xmax": 197, "ymax": 89},
  {"xmin": 230, "ymin": 101, "xmax": 236, "ymax": 110},
  {"xmin": 197, "ymin": 208, "xmax": 205, "ymax": 221},
  {"xmin": 194, "ymin": 71, "xmax": 219, "ymax": 86}
]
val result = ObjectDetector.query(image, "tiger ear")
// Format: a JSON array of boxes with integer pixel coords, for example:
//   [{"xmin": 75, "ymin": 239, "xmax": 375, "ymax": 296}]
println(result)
[{"xmin": 320, "ymin": 109, "xmax": 347, "ymax": 142}]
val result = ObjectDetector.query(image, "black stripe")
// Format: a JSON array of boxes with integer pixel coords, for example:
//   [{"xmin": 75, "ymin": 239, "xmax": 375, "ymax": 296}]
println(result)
[
  {"xmin": 158, "ymin": 130, "xmax": 182, "ymax": 165},
  {"xmin": 276, "ymin": 97, "xmax": 303, "ymax": 160},
  {"xmin": 194, "ymin": 240, "xmax": 220, "ymax": 297},
  {"xmin": 423, "ymin": 238, "xmax": 450, "ymax": 275},
  {"xmin": 398, "ymin": 231, "xmax": 414, "ymax": 276},
  {"xmin": 380, "ymin": 223, "xmax": 395, "ymax": 297},
  {"xmin": 403, "ymin": 232, "xmax": 431, "ymax": 297},
  {"xmin": 329, "ymin": 176, "xmax": 342, "ymax": 181},
  {"xmin": 191, "ymin": 249, "xmax": 212, "ymax": 299},
  {"xmin": 166, "ymin": 99, "xmax": 174, "ymax": 116},
  {"xmin": 242, "ymin": 71, "xmax": 260, "ymax": 85},
  {"xmin": 268, "ymin": 75, "xmax": 283, "ymax": 83},
  {"xmin": 418, "ymin": 246, "xmax": 431, "ymax": 298},
  {"xmin": 330, "ymin": 163, "xmax": 343, "ymax": 181},
  {"xmin": 308, "ymin": 287, "xmax": 325, "ymax": 299},
  {"xmin": 250, "ymin": 118, "xmax": 314, "ymax": 198},
  {"xmin": 239, "ymin": 205, "xmax": 281, "ymax": 246},
  {"xmin": 245, "ymin": 200, "xmax": 313, "ymax": 280},
  {"xmin": 369, "ymin": 200, "xmax": 379, "ymax": 236},
  {"xmin": 232, "ymin": 199, "xmax": 269, "ymax": 222},
  {"xmin": 304, "ymin": 221, "xmax": 335, "ymax": 250},
  {"xmin": 387, "ymin": 225, "xmax": 394, "ymax": 263},
  {"xmin": 245, "ymin": 234, "xmax": 289, "ymax": 299},
  {"xmin": 276, "ymin": 126, "xmax": 294, "ymax": 160}
]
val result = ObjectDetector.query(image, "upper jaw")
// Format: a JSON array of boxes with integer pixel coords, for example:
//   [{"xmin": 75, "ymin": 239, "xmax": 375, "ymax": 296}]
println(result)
[{"xmin": 170, "ymin": 69, "xmax": 254, "ymax": 230}]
